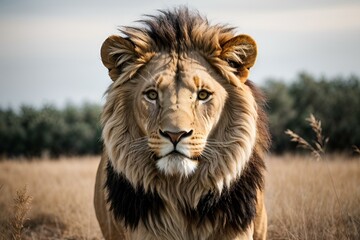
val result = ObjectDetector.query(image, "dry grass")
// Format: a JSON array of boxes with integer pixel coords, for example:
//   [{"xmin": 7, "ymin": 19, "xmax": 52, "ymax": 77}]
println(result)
[
  {"xmin": 266, "ymin": 155, "xmax": 360, "ymax": 240},
  {"xmin": 0, "ymin": 157, "xmax": 102, "ymax": 240},
  {"xmin": 282, "ymin": 114, "xmax": 360, "ymax": 239},
  {"xmin": 0, "ymin": 156, "xmax": 359, "ymax": 239}
]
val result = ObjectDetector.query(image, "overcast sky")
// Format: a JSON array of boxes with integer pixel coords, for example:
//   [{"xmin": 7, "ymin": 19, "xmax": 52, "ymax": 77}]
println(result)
[{"xmin": 0, "ymin": 0, "xmax": 359, "ymax": 108}]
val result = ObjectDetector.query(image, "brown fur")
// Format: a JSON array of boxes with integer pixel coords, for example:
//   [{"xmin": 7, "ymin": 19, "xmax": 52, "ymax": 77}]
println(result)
[{"xmin": 94, "ymin": 7, "xmax": 270, "ymax": 240}]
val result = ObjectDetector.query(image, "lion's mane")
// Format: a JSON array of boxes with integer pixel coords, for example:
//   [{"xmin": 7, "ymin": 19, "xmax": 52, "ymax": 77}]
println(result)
[{"xmin": 98, "ymin": 7, "xmax": 270, "ymax": 239}]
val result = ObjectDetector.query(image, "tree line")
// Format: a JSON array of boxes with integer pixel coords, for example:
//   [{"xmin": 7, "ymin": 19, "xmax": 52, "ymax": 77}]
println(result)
[
  {"xmin": 0, "ymin": 103, "xmax": 102, "ymax": 158},
  {"xmin": 0, "ymin": 72, "xmax": 359, "ymax": 158}
]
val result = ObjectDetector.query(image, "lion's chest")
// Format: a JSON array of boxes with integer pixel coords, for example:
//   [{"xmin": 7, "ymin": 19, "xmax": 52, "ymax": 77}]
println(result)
[
  {"xmin": 105, "ymin": 161, "xmax": 260, "ymax": 240},
  {"xmin": 123, "ymin": 212, "xmax": 241, "ymax": 240}
]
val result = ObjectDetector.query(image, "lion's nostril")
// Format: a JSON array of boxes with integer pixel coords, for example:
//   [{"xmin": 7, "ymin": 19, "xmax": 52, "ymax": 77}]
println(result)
[
  {"xmin": 159, "ymin": 130, "xmax": 193, "ymax": 145},
  {"xmin": 182, "ymin": 130, "xmax": 193, "ymax": 139}
]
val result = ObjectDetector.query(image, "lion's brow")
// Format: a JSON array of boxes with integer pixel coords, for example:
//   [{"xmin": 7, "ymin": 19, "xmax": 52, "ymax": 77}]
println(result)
[
  {"xmin": 193, "ymin": 75, "xmax": 201, "ymax": 88},
  {"xmin": 155, "ymin": 76, "xmax": 164, "ymax": 88}
]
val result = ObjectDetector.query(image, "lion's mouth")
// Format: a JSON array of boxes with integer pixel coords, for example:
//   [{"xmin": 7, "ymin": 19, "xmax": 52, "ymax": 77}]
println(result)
[
  {"xmin": 159, "ymin": 150, "xmax": 198, "ymax": 161},
  {"xmin": 165, "ymin": 150, "xmax": 187, "ymax": 158}
]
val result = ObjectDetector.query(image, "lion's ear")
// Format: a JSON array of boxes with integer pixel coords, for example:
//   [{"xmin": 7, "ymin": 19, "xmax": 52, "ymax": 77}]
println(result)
[
  {"xmin": 101, "ymin": 35, "xmax": 135, "ymax": 81},
  {"xmin": 221, "ymin": 34, "xmax": 257, "ymax": 83}
]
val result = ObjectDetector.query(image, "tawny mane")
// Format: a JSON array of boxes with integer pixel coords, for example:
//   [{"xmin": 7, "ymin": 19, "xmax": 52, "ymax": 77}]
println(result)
[
  {"xmin": 104, "ymin": 7, "xmax": 257, "ymax": 86},
  {"xmin": 96, "ymin": 7, "xmax": 270, "ymax": 240}
]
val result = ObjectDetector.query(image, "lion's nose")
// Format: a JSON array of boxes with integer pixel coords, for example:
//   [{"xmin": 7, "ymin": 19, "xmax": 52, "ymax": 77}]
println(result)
[{"xmin": 159, "ymin": 130, "xmax": 193, "ymax": 145}]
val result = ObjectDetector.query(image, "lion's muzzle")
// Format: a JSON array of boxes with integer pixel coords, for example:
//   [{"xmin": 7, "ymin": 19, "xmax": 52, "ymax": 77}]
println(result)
[
  {"xmin": 159, "ymin": 129, "xmax": 193, "ymax": 146},
  {"xmin": 154, "ymin": 128, "xmax": 200, "ymax": 176}
]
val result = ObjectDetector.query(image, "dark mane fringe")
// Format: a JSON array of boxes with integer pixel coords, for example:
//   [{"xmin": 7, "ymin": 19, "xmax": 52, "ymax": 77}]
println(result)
[
  {"xmin": 141, "ymin": 7, "xmax": 199, "ymax": 50},
  {"xmin": 121, "ymin": 6, "xmax": 235, "ymax": 52},
  {"xmin": 105, "ymin": 161, "xmax": 165, "ymax": 230}
]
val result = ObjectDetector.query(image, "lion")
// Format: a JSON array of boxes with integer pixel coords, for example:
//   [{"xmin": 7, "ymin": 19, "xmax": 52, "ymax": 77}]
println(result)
[{"xmin": 94, "ymin": 7, "xmax": 270, "ymax": 240}]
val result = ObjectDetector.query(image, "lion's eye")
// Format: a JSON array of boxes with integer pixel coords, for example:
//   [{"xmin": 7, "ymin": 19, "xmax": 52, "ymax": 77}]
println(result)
[
  {"xmin": 227, "ymin": 60, "xmax": 241, "ymax": 69},
  {"xmin": 197, "ymin": 90, "xmax": 211, "ymax": 101},
  {"xmin": 145, "ymin": 90, "xmax": 158, "ymax": 101}
]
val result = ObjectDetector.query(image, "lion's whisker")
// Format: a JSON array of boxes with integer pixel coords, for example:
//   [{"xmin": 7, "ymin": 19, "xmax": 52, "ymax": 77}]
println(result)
[{"xmin": 206, "ymin": 139, "xmax": 237, "ymax": 145}]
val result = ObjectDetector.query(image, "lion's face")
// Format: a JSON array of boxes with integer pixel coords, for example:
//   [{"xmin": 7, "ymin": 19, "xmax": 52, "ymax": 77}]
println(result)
[
  {"xmin": 134, "ymin": 52, "xmax": 228, "ymax": 176},
  {"xmin": 100, "ymin": 15, "xmax": 263, "ymax": 191}
]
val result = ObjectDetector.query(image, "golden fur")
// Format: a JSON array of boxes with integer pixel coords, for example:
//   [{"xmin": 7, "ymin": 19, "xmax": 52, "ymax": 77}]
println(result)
[{"xmin": 94, "ymin": 7, "xmax": 270, "ymax": 240}]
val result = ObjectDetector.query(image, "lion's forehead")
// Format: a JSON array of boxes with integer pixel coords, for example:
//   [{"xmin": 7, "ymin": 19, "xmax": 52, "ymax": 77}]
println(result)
[{"xmin": 144, "ymin": 52, "xmax": 224, "ymax": 92}]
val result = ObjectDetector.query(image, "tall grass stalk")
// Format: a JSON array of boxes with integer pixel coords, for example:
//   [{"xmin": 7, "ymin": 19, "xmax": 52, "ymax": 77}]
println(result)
[
  {"xmin": 285, "ymin": 114, "xmax": 328, "ymax": 161},
  {"xmin": 10, "ymin": 186, "xmax": 32, "ymax": 240}
]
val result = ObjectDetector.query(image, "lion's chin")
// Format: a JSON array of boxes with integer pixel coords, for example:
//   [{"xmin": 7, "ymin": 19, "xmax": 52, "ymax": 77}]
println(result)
[{"xmin": 156, "ymin": 153, "xmax": 198, "ymax": 177}]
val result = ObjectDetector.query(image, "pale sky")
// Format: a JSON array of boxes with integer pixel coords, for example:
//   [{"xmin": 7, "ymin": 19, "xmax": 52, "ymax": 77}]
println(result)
[{"xmin": 0, "ymin": 0, "xmax": 359, "ymax": 108}]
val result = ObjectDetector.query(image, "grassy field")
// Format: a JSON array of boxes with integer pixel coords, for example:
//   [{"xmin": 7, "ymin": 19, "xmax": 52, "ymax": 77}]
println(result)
[{"xmin": 0, "ymin": 155, "xmax": 359, "ymax": 240}]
